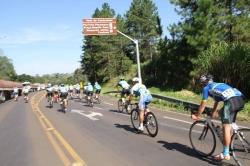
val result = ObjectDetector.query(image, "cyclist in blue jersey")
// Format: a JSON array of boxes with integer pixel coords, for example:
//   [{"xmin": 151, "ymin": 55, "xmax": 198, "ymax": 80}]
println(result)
[
  {"xmin": 59, "ymin": 84, "xmax": 69, "ymax": 110},
  {"xmin": 117, "ymin": 77, "xmax": 130, "ymax": 103},
  {"xmin": 191, "ymin": 73, "xmax": 244, "ymax": 160},
  {"xmin": 86, "ymin": 82, "xmax": 94, "ymax": 104},
  {"xmin": 94, "ymin": 82, "xmax": 101, "ymax": 99},
  {"xmin": 129, "ymin": 77, "xmax": 152, "ymax": 131}
]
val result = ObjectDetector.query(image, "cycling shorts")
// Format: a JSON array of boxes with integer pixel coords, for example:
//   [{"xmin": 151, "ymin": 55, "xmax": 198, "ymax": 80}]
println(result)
[
  {"xmin": 60, "ymin": 92, "xmax": 68, "ymax": 98},
  {"xmin": 69, "ymin": 90, "xmax": 73, "ymax": 93},
  {"xmin": 87, "ymin": 91, "xmax": 93, "ymax": 96},
  {"xmin": 121, "ymin": 88, "xmax": 130, "ymax": 96},
  {"xmin": 95, "ymin": 89, "xmax": 101, "ymax": 94},
  {"xmin": 138, "ymin": 94, "xmax": 152, "ymax": 110},
  {"xmin": 221, "ymin": 96, "xmax": 244, "ymax": 124},
  {"xmin": 76, "ymin": 89, "xmax": 80, "ymax": 94}
]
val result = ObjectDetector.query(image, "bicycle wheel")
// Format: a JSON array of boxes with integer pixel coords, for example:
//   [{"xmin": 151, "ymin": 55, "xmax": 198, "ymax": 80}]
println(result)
[
  {"xmin": 189, "ymin": 121, "xmax": 216, "ymax": 157},
  {"xmin": 118, "ymin": 99, "xmax": 124, "ymax": 113},
  {"xmin": 231, "ymin": 128, "xmax": 250, "ymax": 166},
  {"xmin": 131, "ymin": 109, "xmax": 139, "ymax": 130},
  {"xmin": 145, "ymin": 112, "xmax": 158, "ymax": 137}
]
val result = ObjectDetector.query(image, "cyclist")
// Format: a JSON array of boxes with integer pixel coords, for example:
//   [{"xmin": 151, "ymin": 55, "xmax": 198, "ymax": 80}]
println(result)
[
  {"xmin": 83, "ymin": 83, "xmax": 88, "ymax": 98},
  {"xmin": 86, "ymin": 82, "xmax": 94, "ymax": 104},
  {"xmin": 94, "ymin": 82, "xmax": 101, "ymax": 99},
  {"xmin": 53, "ymin": 85, "xmax": 59, "ymax": 102},
  {"xmin": 129, "ymin": 77, "xmax": 152, "ymax": 132},
  {"xmin": 75, "ymin": 83, "xmax": 80, "ymax": 98},
  {"xmin": 191, "ymin": 73, "xmax": 244, "ymax": 160},
  {"xmin": 13, "ymin": 87, "xmax": 19, "ymax": 101},
  {"xmin": 59, "ymin": 83, "xmax": 69, "ymax": 110},
  {"xmin": 69, "ymin": 84, "xmax": 74, "ymax": 98},
  {"xmin": 117, "ymin": 77, "xmax": 130, "ymax": 103},
  {"xmin": 46, "ymin": 84, "xmax": 54, "ymax": 103},
  {"xmin": 22, "ymin": 85, "xmax": 29, "ymax": 101}
]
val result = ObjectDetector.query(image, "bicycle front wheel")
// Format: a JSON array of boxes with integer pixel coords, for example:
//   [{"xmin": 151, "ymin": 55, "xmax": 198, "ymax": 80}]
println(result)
[
  {"xmin": 145, "ymin": 112, "xmax": 158, "ymax": 137},
  {"xmin": 131, "ymin": 109, "xmax": 139, "ymax": 130},
  {"xmin": 231, "ymin": 128, "xmax": 250, "ymax": 166},
  {"xmin": 189, "ymin": 121, "xmax": 216, "ymax": 157},
  {"xmin": 118, "ymin": 99, "xmax": 124, "ymax": 113}
]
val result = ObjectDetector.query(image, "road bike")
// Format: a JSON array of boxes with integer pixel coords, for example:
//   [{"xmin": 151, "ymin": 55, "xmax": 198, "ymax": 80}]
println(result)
[
  {"xmin": 130, "ymin": 103, "xmax": 158, "ymax": 137},
  {"xmin": 189, "ymin": 109, "xmax": 250, "ymax": 166},
  {"xmin": 60, "ymin": 98, "xmax": 67, "ymax": 113},
  {"xmin": 14, "ymin": 93, "xmax": 18, "ymax": 101},
  {"xmin": 86, "ymin": 94, "xmax": 94, "ymax": 107},
  {"xmin": 118, "ymin": 98, "xmax": 132, "ymax": 114},
  {"xmin": 69, "ymin": 91, "xmax": 73, "ymax": 100},
  {"xmin": 48, "ymin": 95, "xmax": 53, "ymax": 108},
  {"xmin": 94, "ymin": 95, "xmax": 101, "ymax": 104},
  {"xmin": 23, "ymin": 94, "xmax": 29, "ymax": 103}
]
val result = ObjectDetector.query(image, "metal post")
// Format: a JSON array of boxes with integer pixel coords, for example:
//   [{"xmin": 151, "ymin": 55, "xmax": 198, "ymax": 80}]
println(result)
[{"xmin": 117, "ymin": 30, "xmax": 141, "ymax": 81}]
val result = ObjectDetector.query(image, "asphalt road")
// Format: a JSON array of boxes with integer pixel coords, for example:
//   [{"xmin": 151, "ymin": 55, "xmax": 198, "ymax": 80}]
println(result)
[{"xmin": 0, "ymin": 90, "xmax": 249, "ymax": 166}]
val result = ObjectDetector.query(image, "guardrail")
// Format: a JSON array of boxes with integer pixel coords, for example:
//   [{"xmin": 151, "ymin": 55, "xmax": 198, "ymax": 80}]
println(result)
[{"xmin": 103, "ymin": 90, "xmax": 213, "ymax": 111}]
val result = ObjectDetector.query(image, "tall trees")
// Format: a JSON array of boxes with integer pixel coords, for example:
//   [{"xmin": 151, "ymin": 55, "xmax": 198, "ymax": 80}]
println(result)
[
  {"xmin": 0, "ymin": 50, "xmax": 17, "ymax": 81},
  {"xmin": 124, "ymin": 0, "xmax": 161, "ymax": 62}
]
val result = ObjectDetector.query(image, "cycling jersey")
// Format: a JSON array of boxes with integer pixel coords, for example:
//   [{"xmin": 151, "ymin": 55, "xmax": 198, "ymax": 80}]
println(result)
[
  {"xmin": 13, "ymin": 88, "xmax": 18, "ymax": 93},
  {"xmin": 118, "ymin": 81, "xmax": 130, "ymax": 89},
  {"xmin": 69, "ymin": 86, "xmax": 73, "ymax": 90},
  {"xmin": 47, "ymin": 87, "xmax": 54, "ymax": 92},
  {"xmin": 59, "ymin": 87, "xmax": 68, "ymax": 93},
  {"xmin": 131, "ymin": 83, "xmax": 152, "ymax": 110},
  {"xmin": 94, "ymin": 84, "xmax": 101, "ymax": 90},
  {"xmin": 75, "ymin": 85, "xmax": 80, "ymax": 90},
  {"xmin": 202, "ymin": 82, "xmax": 242, "ymax": 102},
  {"xmin": 86, "ymin": 85, "xmax": 94, "ymax": 92}
]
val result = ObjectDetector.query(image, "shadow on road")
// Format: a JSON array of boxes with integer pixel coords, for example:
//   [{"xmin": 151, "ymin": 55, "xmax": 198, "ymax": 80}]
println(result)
[
  {"xmin": 157, "ymin": 140, "xmax": 236, "ymax": 166},
  {"xmin": 114, "ymin": 124, "xmax": 138, "ymax": 133}
]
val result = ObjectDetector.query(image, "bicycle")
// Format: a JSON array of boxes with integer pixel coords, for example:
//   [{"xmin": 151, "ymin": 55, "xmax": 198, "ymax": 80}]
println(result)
[
  {"xmin": 14, "ymin": 93, "xmax": 18, "ymax": 101},
  {"xmin": 118, "ymin": 97, "xmax": 132, "ymax": 114},
  {"xmin": 94, "ymin": 95, "xmax": 101, "ymax": 104},
  {"xmin": 189, "ymin": 109, "xmax": 250, "ymax": 166},
  {"xmin": 130, "ymin": 103, "xmax": 158, "ymax": 137},
  {"xmin": 86, "ymin": 94, "xmax": 93, "ymax": 107},
  {"xmin": 48, "ymin": 95, "xmax": 53, "ymax": 108},
  {"xmin": 60, "ymin": 98, "xmax": 67, "ymax": 113}
]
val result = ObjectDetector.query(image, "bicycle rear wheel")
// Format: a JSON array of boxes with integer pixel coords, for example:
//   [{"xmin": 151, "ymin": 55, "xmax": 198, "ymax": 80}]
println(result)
[
  {"xmin": 231, "ymin": 128, "xmax": 250, "ymax": 166},
  {"xmin": 189, "ymin": 121, "xmax": 216, "ymax": 157},
  {"xmin": 118, "ymin": 99, "xmax": 124, "ymax": 113},
  {"xmin": 131, "ymin": 109, "xmax": 139, "ymax": 130},
  {"xmin": 145, "ymin": 112, "xmax": 158, "ymax": 137}
]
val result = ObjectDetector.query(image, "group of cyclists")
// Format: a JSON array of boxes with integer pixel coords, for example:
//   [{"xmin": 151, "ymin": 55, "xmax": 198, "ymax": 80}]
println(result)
[
  {"xmin": 117, "ymin": 77, "xmax": 153, "ymax": 132},
  {"xmin": 12, "ymin": 73, "xmax": 246, "ymax": 162},
  {"xmin": 118, "ymin": 74, "xmax": 246, "ymax": 162},
  {"xmin": 45, "ymin": 82, "xmax": 102, "ymax": 110}
]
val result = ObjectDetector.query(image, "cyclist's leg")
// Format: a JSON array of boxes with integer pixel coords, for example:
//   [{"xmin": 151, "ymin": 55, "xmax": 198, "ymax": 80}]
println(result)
[
  {"xmin": 215, "ymin": 97, "xmax": 244, "ymax": 160},
  {"xmin": 138, "ymin": 96, "xmax": 145, "ymax": 130}
]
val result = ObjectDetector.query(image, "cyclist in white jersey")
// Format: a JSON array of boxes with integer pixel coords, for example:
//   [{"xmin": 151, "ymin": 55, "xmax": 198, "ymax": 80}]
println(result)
[{"xmin": 129, "ymin": 77, "xmax": 152, "ymax": 131}]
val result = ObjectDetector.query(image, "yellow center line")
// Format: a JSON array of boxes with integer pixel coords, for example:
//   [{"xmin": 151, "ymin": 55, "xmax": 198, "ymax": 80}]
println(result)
[{"xmin": 30, "ymin": 92, "xmax": 87, "ymax": 166}]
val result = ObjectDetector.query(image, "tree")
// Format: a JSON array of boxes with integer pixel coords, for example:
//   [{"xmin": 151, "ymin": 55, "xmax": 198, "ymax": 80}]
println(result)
[
  {"xmin": 0, "ymin": 50, "xmax": 17, "ymax": 81},
  {"xmin": 124, "ymin": 0, "xmax": 161, "ymax": 62}
]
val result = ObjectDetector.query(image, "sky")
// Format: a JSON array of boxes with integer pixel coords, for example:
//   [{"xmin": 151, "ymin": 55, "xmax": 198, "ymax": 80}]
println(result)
[{"xmin": 0, "ymin": 0, "xmax": 181, "ymax": 76}]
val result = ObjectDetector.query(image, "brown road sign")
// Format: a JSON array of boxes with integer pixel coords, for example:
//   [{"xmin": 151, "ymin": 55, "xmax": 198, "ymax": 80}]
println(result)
[{"xmin": 83, "ymin": 18, "xmax": 117, "ymax": 35}]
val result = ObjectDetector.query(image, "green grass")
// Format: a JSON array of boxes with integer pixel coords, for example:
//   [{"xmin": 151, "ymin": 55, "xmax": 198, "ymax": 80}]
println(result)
[{"xmin": 101, "ymin": 84, "xmax": 250, "ymax": 122}]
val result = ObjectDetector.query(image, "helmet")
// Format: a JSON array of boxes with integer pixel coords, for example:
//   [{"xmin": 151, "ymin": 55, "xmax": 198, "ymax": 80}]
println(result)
[
  {"xmin": 47, "ymin": 84, "xmax": 51, "ymax": 88},
  {"xmin": 132, "ymin": 77, "xmax": 139, "ymax": 82},
  {"xmin": 95, "ymin": 82, "xmax": 98, "ymax": 85},
  {"xmin": 88, "ymin": 82, "xmax": 91, "ymax": 85},
  {"xmin": 120, "ymin": 77, "xmax": 124, "ymax": 81},
  {"xmin": 200, "ymin": 74, "xmax": 213, "ymax": 83},
  {"xmin": 55, "ymin": 85, "xmax": 58, "ymax": 87},
  {"xmin": 61, "ymin": 83, "xmax": 65, "ymax": 87}
]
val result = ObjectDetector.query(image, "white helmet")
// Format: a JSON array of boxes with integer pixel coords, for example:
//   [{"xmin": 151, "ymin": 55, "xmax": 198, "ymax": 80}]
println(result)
[
  {"xmin": 95, "ymin": 82, "xmax": 98, "ymax": 85},
  {"xmin": 132, "ymin": 77, "xmax": 139, "ymax": 82},
  {"xmin": 88, "ymin": 82, "xmax": 91, "ymax": 85}
]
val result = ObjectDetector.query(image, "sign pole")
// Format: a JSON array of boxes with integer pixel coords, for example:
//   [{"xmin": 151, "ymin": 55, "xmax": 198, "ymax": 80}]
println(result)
[{"xmin": 117, "ymin": 30, "xmax": 141, "ymax": 81}]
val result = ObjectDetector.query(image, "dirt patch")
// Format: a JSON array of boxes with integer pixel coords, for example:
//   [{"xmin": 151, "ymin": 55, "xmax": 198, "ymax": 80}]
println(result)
[{"xmin": 176, "ymin": 90, "xmax": 195, "ymax": 96}]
